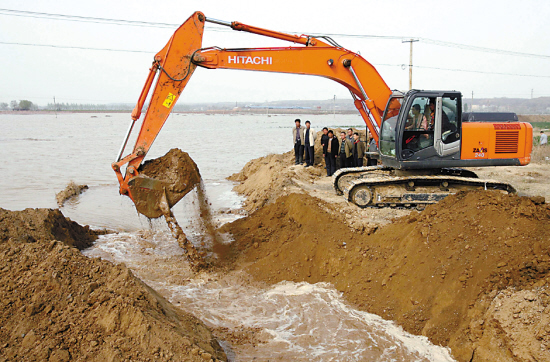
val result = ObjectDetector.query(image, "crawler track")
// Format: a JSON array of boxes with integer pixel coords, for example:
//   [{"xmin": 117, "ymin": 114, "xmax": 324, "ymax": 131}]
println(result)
[{"xmin": 332, "ymin": 167, "xmax": 515, "ymax": 208}]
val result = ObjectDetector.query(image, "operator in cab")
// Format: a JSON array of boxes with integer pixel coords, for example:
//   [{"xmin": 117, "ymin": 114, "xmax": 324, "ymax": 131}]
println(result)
[
  {"xmin": 406, "ymin": 104, "xmax": 426, "ymax": 130},
  {"xmin": 427, "ymin": 98, "xmax": 456, "ymax": 134}
]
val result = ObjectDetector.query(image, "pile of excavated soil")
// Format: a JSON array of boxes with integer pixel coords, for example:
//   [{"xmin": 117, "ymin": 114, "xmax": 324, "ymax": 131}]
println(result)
[
  {"xmin": 55, "ymin": 182, "xmax": 88, "ymax": 207},
  {"xmin": 0, "ymin": 209, "xmax": 226, "ymax": 362},
  {"xmin": 0, "ymin": 208, "xmax": 100, "ymax": 250},
  {"xmin": 518, "ymin": 114, "xmax": 550, "ymax": 126},
  {"xmin": 227, "ymin": 128, "xmax": 369, "ymax": 213},
  {"xmin": 220, "ymin": 191, "xmax": 550, "ymax": 362},
  {"xmin": 227, "ymin": 151, "xmax": 300, "ymax": 212}
]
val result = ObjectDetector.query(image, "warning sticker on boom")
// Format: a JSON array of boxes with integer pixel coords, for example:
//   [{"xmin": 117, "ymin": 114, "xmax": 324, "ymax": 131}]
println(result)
[{"xmin": 162, "ymin": 93, "xmax": 176, "ymax": 108}]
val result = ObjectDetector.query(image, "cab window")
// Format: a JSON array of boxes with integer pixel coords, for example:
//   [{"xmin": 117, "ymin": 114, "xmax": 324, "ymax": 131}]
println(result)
[
  {"xmin": 379, "ymin": 97, "xmax": 402, "ymax": 157},
  {"xmin": 441, "ymin": 97, "xmax": 459, "ymax": 144},
  {"xmin": 402, "ymin": 97, "xmax": 434, "ymax": 153}
]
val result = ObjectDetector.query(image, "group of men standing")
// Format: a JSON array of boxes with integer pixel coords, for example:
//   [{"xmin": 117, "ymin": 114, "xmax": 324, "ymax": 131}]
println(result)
[{"xmin": 293, "ymin": 119, "xmax": 371, "ymax": 177}]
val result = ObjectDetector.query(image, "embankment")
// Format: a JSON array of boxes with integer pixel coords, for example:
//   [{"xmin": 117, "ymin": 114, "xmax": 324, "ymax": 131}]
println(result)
[
  {"xmin": 0, "ymin": 208, "xmax": 226, "ymax": 362},
  {"xmin": 220, "ymin": 188, "xmax": 550, "ymax": 361}
]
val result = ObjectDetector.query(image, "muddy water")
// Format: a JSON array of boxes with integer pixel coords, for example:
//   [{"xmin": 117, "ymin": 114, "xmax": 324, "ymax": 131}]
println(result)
[
  {"xmin": 1, "ymin": 112, "xmax": 455, "ymax": 361},
  {"xmin": 84, "ymin": 220, "xmax": 455, "ymax": 361}
]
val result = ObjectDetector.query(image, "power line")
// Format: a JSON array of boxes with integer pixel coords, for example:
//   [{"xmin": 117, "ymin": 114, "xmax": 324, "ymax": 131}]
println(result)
[
  {"xmin": 419, "ymin": 38, "xmax": 550, "ymax": 60},
  {"xmin": 1, "ymin": 40, "xmax": 549, "ymax": 79},
  {"xmin": 1, "ymin": 8, "xmax": 550, "ymax": 59},
  {"xmin": 0, "ymin": 8, "xmax": 225, "ymax": 32},
  {"xmin": 373, "ymin": 63, "xmax": 550, "ymax": 78},
  {"xmin": 0, "ymin": 41, "xmax": 153, "ymax": 53},
  {"xmin": 0, "ymin": 8, "xmax": 178, "ymax": 28},
  {"xmin": 308, "ymin": 32, "xmax": 550, "ymax": 60},
  {"xmin": 415, "ymin": 64, "xmax": 550, "ymax": 78}
]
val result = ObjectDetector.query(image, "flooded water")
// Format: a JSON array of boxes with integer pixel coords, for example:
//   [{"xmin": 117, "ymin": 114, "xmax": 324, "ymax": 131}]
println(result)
[{"xmin": 0, "ymin": 112, "xmax": 455, "ymax": 361}]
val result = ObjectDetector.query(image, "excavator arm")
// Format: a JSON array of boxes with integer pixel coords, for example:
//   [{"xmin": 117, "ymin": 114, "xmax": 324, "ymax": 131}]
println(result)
[{"xmin": 112, "ymin": 11, "xmax": 392, "ymax": 216}]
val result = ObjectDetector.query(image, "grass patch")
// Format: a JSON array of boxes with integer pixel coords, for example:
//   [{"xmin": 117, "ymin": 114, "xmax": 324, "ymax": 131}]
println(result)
[{"xmin": 531, "ymin": 145, "xmax": 550, "ymax": 163}]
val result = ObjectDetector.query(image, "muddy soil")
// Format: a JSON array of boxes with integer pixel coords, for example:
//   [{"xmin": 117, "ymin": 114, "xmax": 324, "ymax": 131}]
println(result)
[
  {"xmin": 227, "ymin": 128, "xmax": 409, "ymax": 230},
  {"xmin": 138, "ymin": 148, "xmax": 201, "ymax": 211},
  {"xmin": 0, "ymin": 207, "xmax": 102, "ymax": 250},
  {"xmin": 0, "ymin": 209, "xmax": 226, "ymax": 362},
  {"xmin": 55, "ymin": 181, "xmax": 88, "ymax": 207},
  {"xmin": 219, "ymin": 191, "xmax": 550, "ymax": 361}
]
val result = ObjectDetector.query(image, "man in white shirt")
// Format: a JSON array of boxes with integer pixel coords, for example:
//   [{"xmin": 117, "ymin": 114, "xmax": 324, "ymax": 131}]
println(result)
[
  {"xmin": 304, "ymin": 120, "xmax": 317, "ymax": 167},
  {"xmin": 540, "ymin": 131, "xmax": 547, "ymax": 146}
]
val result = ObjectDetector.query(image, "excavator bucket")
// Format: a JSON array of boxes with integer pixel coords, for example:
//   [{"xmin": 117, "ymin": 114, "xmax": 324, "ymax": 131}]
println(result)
[{"xmin": 127, "ymin": 149, "xmax": 202, "ymax": 219}]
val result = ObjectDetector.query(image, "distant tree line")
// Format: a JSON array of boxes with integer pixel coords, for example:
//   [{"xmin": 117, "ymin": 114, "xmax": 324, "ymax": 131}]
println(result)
[
  {"xmin": 0, "ymin": 100, "xmax": 37, "ymax": 111},
  {"xmin": 44, "ymin": 102, "xmax": 133, "ymax": 111},
  {"xmin": 2, "ymin": 96, "xmax": 550, "ymax": 114}
]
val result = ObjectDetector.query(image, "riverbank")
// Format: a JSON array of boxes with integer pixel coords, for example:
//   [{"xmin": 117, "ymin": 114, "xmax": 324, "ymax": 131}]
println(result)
[{"xmin": 220, "ymin": 146, "xmax": 550, "ymax": 362}]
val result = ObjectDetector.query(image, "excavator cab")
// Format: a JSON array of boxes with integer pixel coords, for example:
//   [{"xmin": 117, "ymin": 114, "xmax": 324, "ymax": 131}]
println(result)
[{"xmin": 379, "ymin": 90, "xmax": 463, "ymax": 170}]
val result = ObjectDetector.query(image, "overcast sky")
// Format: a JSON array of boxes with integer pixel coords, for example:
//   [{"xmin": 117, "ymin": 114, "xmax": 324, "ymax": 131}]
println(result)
[{"xmin": 0, "ymin": 0, "xmax": 549, "ymax": 106}]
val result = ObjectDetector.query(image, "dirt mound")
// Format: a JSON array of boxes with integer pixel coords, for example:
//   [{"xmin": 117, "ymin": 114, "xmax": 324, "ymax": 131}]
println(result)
[
  {"xmin": 220, "ymin": 191, "xmax": 550, "ymax": 361},
  {"xmin": 227, "ymin": 128, "xmax": 368, "ymax": 212},
  {"xmin": 471, "ymin": 287, "xmax": 550, "ymax": 361},
  {"xmin": 518, "ymin": 114, "xmax": 550, "ymax": 126},
  {"xmin": 55, "ymin": 181, "xmax": 88, "ymax": 207},
  {"xmin": 0, "ymin": 237, "xmax": 226, "ymax": 362},
  {"xmin": 0, "ymin": 207, "xmax": 100, "ymax": 250},
  {"xmin": 227, "ymin": 152, "xmax": 297, "ymax": 212}
]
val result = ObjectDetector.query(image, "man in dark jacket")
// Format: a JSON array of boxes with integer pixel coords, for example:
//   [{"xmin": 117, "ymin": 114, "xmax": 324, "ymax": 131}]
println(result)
[
  {"xmin": 320, "ymin": 127, "xmax": 329, "ymax": 169},
  {"xmin": 338, "ymin": 131, "xmax": 352, "ymax": 169},
  {"xmin": 325, "ymin": 130, "xmax": 339, "ymax": 176},
  {"xmin": 346, "ymin": 128, "xmax": 355, "ymax": 167},
  {"xmin": 292, "ymin": 119, "xmax": 305, "ymax": 165},
  {"xmin": 352, "ymin": 132, "xmax": 366, "ymax": 167}
]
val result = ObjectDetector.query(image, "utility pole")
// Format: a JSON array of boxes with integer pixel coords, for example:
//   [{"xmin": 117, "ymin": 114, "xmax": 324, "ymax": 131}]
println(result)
[
  {"xmin": 471, "ymin": 91, "xmax": 474, "ymax": 111},
  {"xmin": 402, "ymin": 39, "xmax": 419, "ymax": 90}
]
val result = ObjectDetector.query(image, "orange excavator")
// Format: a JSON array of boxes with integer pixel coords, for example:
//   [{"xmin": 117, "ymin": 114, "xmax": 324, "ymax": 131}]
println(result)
[{"xmin": 112, "ymin": 11, "xmax": 532, "ymax": 214}]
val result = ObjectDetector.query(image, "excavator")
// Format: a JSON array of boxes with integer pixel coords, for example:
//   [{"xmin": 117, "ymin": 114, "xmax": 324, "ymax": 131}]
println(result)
[{"xmin": 112, "ymin": 11, "xmax": 533, "ymax": 216}]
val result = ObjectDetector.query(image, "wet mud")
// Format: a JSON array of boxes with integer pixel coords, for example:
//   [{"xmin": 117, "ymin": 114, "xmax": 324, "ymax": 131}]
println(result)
[
  {"xmin": 138, "ymin": 148, "xmax": 201, "ymax": 211},
  {"xmin": 55, "ymin": 181, "xmax": 89, "ymax": 207},
  {"xmin": 137, "ymin": 149, "xmax": 209, "ymax": 270}
]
